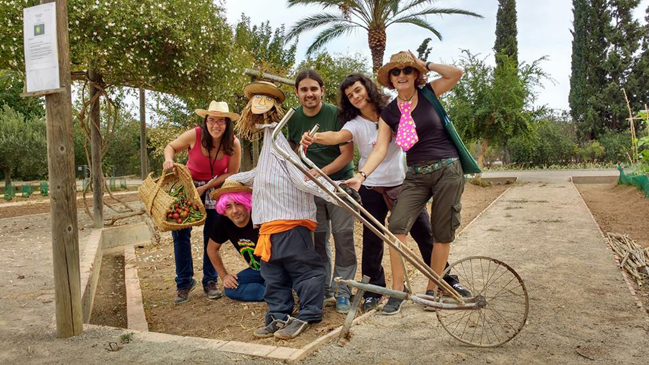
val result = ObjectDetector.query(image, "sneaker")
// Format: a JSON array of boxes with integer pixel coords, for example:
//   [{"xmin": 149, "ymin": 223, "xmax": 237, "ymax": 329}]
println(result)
[
  {"xmin": 324, "ymin": 295, "xmax": 337, "ymax": 307},
  {"xmin": 253, "ymin": 318, "xmax": 286, "ymax": 338},
  {"xmin": 174, "ymin": 279, "xmax": 197, "ymax": 304},
  {"xmin": 381, "ymin": 296, "xmax": 405, "ymax": 315},
  {"xmin": 274, "ymin": 316, "xmax": 310, "ymax": 340},
  {"xmin": 451, "ymin": 283, "xmax": 472, "ymax": 298},
  {"xmin": 204, "ymin": 280, "xmax": 223, "ymax": 300},
  {"xmin": 335, "ymin": 297, "xmax": 351, "ymax": 314},
  {"xmin": 362, "ymin": 296, "xmax": 380, "ymax": 312}
]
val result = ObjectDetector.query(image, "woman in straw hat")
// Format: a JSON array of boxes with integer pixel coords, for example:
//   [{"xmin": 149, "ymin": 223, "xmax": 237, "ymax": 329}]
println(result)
[
  {"xmin": 300, "ymin": 73, "xmax": 468, "ymax": 314},
  {"xmin": 344, "ymin": 51, "xmax": 470, "ymax": 314},
  {"xmin": 162, "ymin": 101, "xmax": 242, "ymax": 304}
]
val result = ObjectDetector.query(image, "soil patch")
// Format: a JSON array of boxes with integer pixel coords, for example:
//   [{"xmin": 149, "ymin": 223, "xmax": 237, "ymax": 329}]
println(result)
[
  {"xmin": 576, "ymin": 183, "xmax": 649, "ymax": 248},
  {"xmin": 134, "ymin": 182, "xmax": 509, "ymax": 348},
  {"xmin": 90, "ymin": 253, "xmax": 127, "ymax": 329},
  {"xmin": 0, "ymin": 192, "xmax": 141, "ymax": 219},
  {"xmin": 576, "ymin": 182, "xmax": 649, "ymax": 312}
]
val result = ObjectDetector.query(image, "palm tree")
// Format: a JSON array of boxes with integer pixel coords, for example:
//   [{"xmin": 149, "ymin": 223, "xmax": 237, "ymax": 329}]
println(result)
[{"xmin": 285, "ymin": 0, "xmax": 483, "ymax": 73}]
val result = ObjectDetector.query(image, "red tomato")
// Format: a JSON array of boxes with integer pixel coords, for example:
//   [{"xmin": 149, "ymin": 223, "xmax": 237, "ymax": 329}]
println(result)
[
  {"xmin": 172, "ymin": 213, "xmax": 180, "ymax": 219},
  {"xmin": 176, "ymin": 218, "xmax": 183, "ymax": 223}
]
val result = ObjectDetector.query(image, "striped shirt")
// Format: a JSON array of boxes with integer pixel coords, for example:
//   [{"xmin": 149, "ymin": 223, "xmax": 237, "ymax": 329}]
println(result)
[{"xmin": 228, "ymin": 125, "xmax": 338, "ymax": 226}]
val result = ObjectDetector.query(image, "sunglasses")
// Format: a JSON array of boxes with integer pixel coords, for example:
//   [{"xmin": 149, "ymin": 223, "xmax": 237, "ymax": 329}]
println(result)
[{"xmin": 390, "ymin": 66, "xmax": 414, "ymax": 77}]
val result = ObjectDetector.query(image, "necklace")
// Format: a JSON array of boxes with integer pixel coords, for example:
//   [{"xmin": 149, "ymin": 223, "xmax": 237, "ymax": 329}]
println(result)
[
  {"xmin": 209, "ymin": 137, "xmax": 223, "ymax": 180},
  {"xmin": 397, "ymin": 90, "xmax": 416, "ymax": 103}
]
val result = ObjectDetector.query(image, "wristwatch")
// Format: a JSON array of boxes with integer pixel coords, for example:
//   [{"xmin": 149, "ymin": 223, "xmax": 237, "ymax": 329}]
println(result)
[
  {"xmin": 358, "ymin": 171, "xmax": 367, "ymax": 180},
  {"xmin": 425, "ymin": 61, "xmax": 432, "ymax": 70}
]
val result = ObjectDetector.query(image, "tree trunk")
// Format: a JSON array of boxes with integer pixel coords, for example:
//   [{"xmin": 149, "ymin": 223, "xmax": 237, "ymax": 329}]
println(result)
[
  {"xmin": 476, "ymin": 139, "xmax": 489, "ymax": 180},
  {"xmin": 89, "ymin": 69, "xmax": 103, "ymax": 228},
  {"xmin": 3, "ymin": 166, "xmax": 11, "ymax": 186},
  {"xmin": 41, "ymin": 0, "xmax": 83, "ymax": 338},
  {"xmin": 139, "ymin": 88, "xmax": 148, "ymax": 180},
  {"xmin": 368, "ymin": 26, "xmax": 387, "ymax": 74},
  {"xmin": 502, "ymin": 141, "xmax": 510, "ymax": 165}
]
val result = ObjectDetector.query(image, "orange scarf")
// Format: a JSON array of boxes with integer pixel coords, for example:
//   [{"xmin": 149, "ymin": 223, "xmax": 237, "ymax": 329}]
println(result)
[{"xmin": 254, "ymin": 219, "xmax": 317, "ymax": 262}]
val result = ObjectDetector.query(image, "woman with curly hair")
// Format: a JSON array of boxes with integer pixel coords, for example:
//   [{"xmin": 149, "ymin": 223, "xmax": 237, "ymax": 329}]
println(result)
[{"xmin": 300, "ymin": 73, "xmax": 464, "ymax": 314}]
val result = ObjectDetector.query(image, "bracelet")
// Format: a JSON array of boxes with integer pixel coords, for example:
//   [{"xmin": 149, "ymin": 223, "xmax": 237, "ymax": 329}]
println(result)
[
  {"xmin": 425, "ymin": 61, "xmax": 432, "ymax": 70},
  {"xmin": 358, "ymin": 171, "xmax": 367, "ymax": 180}
]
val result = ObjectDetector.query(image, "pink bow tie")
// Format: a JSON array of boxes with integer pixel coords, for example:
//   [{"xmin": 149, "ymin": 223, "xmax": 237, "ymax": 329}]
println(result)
[{"xmin": 395, "ymin": 101, "xmax": 418, "ymax": 151}]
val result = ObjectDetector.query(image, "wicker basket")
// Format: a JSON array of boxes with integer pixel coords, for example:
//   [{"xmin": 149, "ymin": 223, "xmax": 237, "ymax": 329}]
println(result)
[{"xmin": 138, "ymin": 163, "xmax": 206, "ymax": 231}]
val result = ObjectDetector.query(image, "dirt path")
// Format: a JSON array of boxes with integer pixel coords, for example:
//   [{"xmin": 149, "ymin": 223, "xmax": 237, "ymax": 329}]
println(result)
[
  {"xmin": 1, "ymin": 169, "xmax": 647, "ymax": 364},
  {"xmin": 305, "ymin": 170, "xmax": 649, "ymax": 364}
]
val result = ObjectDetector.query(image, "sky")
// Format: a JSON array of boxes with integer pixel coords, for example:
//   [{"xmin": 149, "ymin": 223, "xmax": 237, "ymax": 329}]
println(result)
[{"xmin": 224, "ymin": 0, "xmax": 649, "ymax": 112}]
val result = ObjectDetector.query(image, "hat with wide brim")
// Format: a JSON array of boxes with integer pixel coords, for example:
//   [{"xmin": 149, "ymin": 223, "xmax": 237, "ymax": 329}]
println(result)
[
  {"xmin": 243, "ymin": 81, "xmax": 286, "ymax": 103},
  {"xmin": 209, "ymin": 180, "xmax": 252, "ymax": 202},
  {"xmin": 195, "ymin": 101, "xmax": 240, "ymax": 121},
  {"xmin": 377, "ymin": 51, "xmax": 428, "ymax": 89}
]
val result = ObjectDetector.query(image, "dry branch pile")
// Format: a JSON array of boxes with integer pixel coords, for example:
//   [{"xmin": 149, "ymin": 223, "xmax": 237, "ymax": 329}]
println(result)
[{"xmin": 606, "ymin": 232, "xmax": 649, "ymax": 285}]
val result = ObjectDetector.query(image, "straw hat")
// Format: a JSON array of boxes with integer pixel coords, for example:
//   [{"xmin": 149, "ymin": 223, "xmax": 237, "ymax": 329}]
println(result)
[
  {"xmin": 195, "ymin": 101, "xmax": 240, "ymax": 121},
  {"xmin": 243, "ymin": 81, "xmax": 285, "ymax": 103},
  {"xmin": 377, "ymin": 51, "xmax": 428, "ymax": 89},
  {"xmin": 209, "ymin": 180, "xmax": 252, "ymax": 201}
]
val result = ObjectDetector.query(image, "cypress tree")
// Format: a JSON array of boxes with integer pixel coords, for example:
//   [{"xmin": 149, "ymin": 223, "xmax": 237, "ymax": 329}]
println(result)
[
  {"xmin": 569, "ymin": 0, "xmax": 588, "ymax": 129},
  {"xmin": 494, "ymin": 0, "xmax": 518, "ymax": 69},
  {"xmin": 601, "ymin": 0, "xmax": 641, "ymax": 132},
  {"xmin": 632, "ymin": 5, "xmax": 649, "ymax": 112}
]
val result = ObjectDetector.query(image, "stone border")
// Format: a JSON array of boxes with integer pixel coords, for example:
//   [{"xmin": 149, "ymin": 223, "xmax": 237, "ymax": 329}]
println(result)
[
  {"xmin": 124, "ymin": 246, "xmax": 148, "ymax": 332},
  {"xmin": 570, "ymin": 178, "xmax": 647, "ymax": 318}
]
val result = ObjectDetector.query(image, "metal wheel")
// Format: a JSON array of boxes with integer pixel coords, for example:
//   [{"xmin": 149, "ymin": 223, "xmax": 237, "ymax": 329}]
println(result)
[{"xmin": 436, "ymin": 256, "xmax": 529, "ymax": 347}]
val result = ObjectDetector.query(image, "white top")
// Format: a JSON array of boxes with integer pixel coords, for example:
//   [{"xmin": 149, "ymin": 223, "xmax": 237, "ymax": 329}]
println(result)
[
  {"xmin": 342, "ymin": 115, "xmax": 406, "ymax": 187},
  {"xmin": 228, "ymin": 125, "xmax": 338, "ymax": 226}
]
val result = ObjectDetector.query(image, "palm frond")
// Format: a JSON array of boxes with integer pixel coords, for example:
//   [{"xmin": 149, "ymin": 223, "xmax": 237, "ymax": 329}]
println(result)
[
  {"xmin": 389, "ymin": 16, "xmax": 442, "ymax": 40},
  {"xmin": 405, "ymin": 7, "xmax": 483, "ymax": 19},
  {"xmin": 286, "ymin": 0, "xmax": 344, "ymax": 9},
  {"xmin": 286, "ymin": 13, "xmax": 362, "ymax": 42},
  {"xmin": 305, "ymin": 24, "xmax": 360, "ymax": 55},
  {"xmin": 400, "ymin": 0, "xmax": 436, "ymax": 14}
]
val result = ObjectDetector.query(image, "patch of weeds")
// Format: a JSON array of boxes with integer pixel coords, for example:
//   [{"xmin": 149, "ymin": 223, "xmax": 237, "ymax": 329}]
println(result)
[
  {"xmin": 469, "ymin": 178, "xmax": 492, "ymax": 188},
  {"xmin": 487, "ymin": 227, "xmax": 502, "ymax": 232},
  {"xmin": 505, "ymin": 213, "xmax": 513, "ymax": 218},
  {"xmin": 120, "ymin": 332, "xmax": 133, "ymax": 344},
  {"xmin": 504, "ymin": 206, "xmax": 523, "ymax": 210},
  {"xmin": 528, "ymin": 218, "xmax": 563, "ymax": 224}
]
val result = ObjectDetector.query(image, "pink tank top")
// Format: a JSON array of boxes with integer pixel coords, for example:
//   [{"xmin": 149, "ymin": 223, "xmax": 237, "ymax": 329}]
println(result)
[{"xmin": 186, "ymin": 126, "xmax": 231, "ymax": 182}]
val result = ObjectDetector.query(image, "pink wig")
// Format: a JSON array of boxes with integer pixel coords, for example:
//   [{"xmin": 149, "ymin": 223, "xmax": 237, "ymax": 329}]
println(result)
[{"xmin": 216, "ymin": 192, "xmax": 253, "ymax": 215}]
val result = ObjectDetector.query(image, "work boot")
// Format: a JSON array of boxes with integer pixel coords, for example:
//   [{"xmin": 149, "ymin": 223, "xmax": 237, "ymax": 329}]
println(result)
[
  {"xmin": 253, "ymin": 318, "xmax": 286, "ymax": 338},
  {"xmin": 274, "ymin": 316, "xmax": 310, "ymax": 340},
  {"xmin": 204, "ymin": 280, "xmax": 223, "ymax": 300},
  {"xmin": 174, "ymin": 279, "xmax": 197, "ymax": 304}
]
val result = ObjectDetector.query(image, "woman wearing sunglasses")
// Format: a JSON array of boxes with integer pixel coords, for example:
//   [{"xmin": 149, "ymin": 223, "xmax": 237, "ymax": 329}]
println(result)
[{"xmin": 344, "ymin": 51, "xmax": 468, "ymax": 314}]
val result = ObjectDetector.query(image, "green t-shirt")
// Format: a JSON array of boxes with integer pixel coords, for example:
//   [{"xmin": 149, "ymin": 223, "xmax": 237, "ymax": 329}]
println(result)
[{"xmin": 287, "ymin": 103, "xmax": 354, "ymax": 180}]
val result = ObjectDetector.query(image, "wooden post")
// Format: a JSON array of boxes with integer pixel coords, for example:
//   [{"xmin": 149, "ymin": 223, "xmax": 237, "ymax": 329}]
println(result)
[
  {"xmin": 139, "ymin": 88, "xmax": 148, "ymax": 180},
  {"xmin": 41, "ymin": 0, "xmax": 83, "ymax": 337},
  {"xmin": 89, "ymin": 68, "xmax": 103, "ymax": 228}
]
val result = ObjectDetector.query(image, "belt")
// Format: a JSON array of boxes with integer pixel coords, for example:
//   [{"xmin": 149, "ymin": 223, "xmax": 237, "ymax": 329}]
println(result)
[{"xmin": 407, "ymin": 158, "xmax": 458, "ymax": 174}]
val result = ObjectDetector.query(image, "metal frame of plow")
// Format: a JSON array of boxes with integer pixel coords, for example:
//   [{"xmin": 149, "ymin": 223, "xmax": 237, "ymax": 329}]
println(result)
[{"xmin": 270, "ymin": 109, "xmax": 485, "ymax": 343}]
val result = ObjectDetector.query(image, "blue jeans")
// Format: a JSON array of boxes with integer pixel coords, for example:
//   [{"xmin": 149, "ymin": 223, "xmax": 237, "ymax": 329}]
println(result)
[
  {"xmin": 172, "ymin": 209, "xmax": 219, "ymax": 290},
  {"xmin": 224, "ymin": 268, "xmax": 266, "ymax": 302}
]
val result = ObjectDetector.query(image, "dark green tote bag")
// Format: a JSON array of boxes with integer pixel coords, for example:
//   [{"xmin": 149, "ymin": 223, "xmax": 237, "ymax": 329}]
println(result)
[{"xmin": 420, "ymin": 85, "xmax": 481, "ymax": 174}]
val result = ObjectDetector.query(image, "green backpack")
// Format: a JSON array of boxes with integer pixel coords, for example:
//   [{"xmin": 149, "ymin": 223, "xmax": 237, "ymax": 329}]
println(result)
[{"xmin": 420, "ymin": 85, "xmax": 481, "ymax": 174}]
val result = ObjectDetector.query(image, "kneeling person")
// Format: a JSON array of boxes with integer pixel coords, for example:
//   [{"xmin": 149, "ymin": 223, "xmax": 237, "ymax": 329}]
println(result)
[{"xmin": 207, "ymin": 181, "xmax": 265, "ymax": 302}]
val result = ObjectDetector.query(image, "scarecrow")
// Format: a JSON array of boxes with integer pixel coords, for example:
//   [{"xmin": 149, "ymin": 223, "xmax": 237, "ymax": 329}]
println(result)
[{"xmin": 223, "ymin": 81, "xmax": 339, "ymax": 340}]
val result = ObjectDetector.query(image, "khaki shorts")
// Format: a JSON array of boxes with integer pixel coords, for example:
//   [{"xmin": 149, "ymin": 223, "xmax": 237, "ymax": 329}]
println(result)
[{"xmin": 388, "ymin": 159, "xmax": 465, "ymax": 243}]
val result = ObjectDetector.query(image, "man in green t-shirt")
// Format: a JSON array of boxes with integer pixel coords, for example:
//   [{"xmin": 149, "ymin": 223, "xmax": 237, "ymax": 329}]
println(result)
[{"xmin": 287, "ymin": 69, "xmax": 356, "ymax": 314}]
